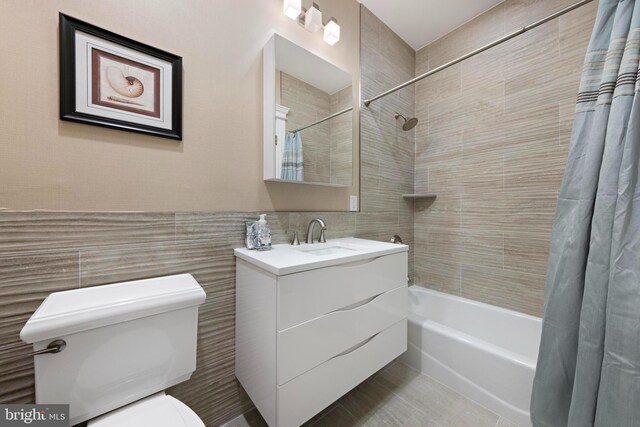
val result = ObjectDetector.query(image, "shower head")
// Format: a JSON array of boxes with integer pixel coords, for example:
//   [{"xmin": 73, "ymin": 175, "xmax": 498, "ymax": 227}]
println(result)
[{"xmin": 394, "ymin": 112, "xmax": 418, "ymax": 131}]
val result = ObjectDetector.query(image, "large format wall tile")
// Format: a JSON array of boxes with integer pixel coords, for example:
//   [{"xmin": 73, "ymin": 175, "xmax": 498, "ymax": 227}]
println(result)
[
  {"xmin": 461, "ymin": 264, "xmax": 545, "ymax": 317},
  {"xmin": 0, "ymin": 252, "xmax": 79, "ymax": 404},
  {"xmin": 79, "ymin": 241, "xmax": 235, "ymax": 288},
  {"xmin": 415, "ymin": 195, "xmax": 461, "ymax": 230},
  {"xmin": 170, "ymin": 281, "xmax": 253, "ymax": 426},
  {"xmin": 414, "ymin": 0, "xmax": 597, "ymax": 317},
  {"xmin": 414, "ymin": 257, "xmax": 461, "ymax": 296},
  {"xmin": 0, "ymin": 342, "xmax": 34, "ymax": 404},
  {"xmin": 288, "ymin": 212, "xmax": 356, "ymax": 241},
  {"xmin": 502, "ymin": 190, "xmax": 558, "ymax": 235},
  {"xmin": 0, "ymin": 212, "xmax": 175, "ymax": 255},
  {"xmin": 0, "ymin": 199, "xmax": 408, "ymax": 426},
  {"xmin": 504, "ymin": 230, "xmax": 552, "ymax": 275},
  {"xmin": 360, "ymin": 5, "xmax": 415, "ymax": 279},
  {"xmin": 427, "ymin": 3, "xmax": 506, "ymax": 71},
  {"xmin": 505, "ymin": 0, "xmax": 579, "ymax": 32},
  {"xmin": 175, "ymin": 212, "xmax": 291, "ymax": 247},
  {"xmin": 0, "ymin": 253, "xmax": 79, "ymax": 345}
]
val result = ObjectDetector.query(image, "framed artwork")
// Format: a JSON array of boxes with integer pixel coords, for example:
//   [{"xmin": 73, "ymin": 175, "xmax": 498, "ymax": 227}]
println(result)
[{"xmin": 59, "ymin": 13, "xmax": 182, "ymax": 140}]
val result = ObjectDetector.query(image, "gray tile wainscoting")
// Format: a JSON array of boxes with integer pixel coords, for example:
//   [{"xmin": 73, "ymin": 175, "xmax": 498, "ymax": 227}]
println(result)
[{"xmin": 0, "ymin": 209, "xmax": 407, "ymax": 425}]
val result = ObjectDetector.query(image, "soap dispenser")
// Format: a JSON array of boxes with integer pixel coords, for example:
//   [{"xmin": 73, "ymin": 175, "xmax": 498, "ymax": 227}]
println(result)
[{"xmin": 255, "ymin": 214, "xmax": 272, "ymax": 250}]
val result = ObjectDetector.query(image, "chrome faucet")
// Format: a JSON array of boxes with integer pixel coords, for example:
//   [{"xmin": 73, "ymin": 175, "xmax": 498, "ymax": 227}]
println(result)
[{"xmin": 306, "ymin": 218, "xmax": 327, "ymax": 244}]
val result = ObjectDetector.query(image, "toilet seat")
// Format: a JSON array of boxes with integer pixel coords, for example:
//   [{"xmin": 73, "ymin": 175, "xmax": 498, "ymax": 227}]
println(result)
[{"xmin": 87, "ymin": 392, "xmax": 205, "ymax": 427}]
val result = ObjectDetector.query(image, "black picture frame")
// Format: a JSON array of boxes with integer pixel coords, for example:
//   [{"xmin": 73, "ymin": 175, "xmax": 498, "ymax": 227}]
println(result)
[{"xmin": 59, "ymin": 13, "xmax": 183, "ymax": 140}]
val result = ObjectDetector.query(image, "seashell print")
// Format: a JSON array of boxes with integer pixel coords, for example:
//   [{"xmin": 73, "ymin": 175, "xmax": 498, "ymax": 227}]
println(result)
[{"xmin": 106, "ymin": 66, "xmax": 144, "ymax": 98}]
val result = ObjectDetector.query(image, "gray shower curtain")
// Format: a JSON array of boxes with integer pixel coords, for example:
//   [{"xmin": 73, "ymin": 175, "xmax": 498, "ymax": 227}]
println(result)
[
  {"xmin": 530, "ymin": 0, "xmax": 640, "ymax": 426},
  {"xmin": 281, "ymin": 131, "xmax": 304, "ymax": 181}
]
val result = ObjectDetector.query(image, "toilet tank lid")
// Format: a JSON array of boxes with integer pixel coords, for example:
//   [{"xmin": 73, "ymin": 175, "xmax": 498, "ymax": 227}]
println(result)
[{"xmin": 20, "ymin": 274, "xmax": 206, "ymax": 344}]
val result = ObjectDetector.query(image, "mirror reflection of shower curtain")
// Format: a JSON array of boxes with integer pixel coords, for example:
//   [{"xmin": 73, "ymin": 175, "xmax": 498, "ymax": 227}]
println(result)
[{"xmin": 281, "ymin": 131, "xmax": 304, "ymax": 181}]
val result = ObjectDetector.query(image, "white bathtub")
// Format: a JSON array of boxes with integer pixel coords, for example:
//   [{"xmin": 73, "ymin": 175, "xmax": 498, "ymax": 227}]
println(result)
[{"xmin": 400, "ymin": 286, "xmax": 542, "ymax": 427}]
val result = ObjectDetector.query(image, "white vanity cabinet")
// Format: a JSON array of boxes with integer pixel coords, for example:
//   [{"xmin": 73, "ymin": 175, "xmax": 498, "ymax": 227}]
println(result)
[{"xmin": 235, "ymin": 238, "xmax": 408, "ymax": 427}]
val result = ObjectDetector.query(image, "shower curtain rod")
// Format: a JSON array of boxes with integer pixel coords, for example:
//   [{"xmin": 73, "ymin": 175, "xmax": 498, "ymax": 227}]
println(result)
[
  {"xmin": 363, "ymin": 0, "xmax": 594, "ymax": 107},
  {"xmin": 290, "ymin": 106, "xmax": 353, "ymax": 133}
]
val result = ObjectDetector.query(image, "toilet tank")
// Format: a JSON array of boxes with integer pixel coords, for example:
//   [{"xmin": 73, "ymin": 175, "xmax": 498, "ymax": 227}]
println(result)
[{"xmin": 20, "ymin": 274, "xmax": 206, "ymax": 426}]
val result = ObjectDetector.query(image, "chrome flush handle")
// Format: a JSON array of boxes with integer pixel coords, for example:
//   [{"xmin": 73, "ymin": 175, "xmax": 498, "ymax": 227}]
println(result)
[{"xmin": 31, "ymin": 339, "xmax": 66, "ymax": 356}]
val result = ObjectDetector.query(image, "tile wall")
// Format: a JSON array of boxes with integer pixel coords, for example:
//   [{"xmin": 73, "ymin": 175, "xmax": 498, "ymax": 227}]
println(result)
[
  {"xmin": 360, "ymin": 6, "xmax": 416, "ymax": 277},
  {"xmin": 412, "ymin": 0, "xmax": 598, "ymax": 316},
  {"xmin": 0, "ymin": 211, "xmax": 356, "ymax": 425}
]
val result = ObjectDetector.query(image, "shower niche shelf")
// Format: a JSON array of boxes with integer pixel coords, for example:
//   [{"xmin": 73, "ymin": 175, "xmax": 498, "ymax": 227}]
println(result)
[{"xmin": 402, "ymin": 193, "xmax": 437, "ymax": 200}]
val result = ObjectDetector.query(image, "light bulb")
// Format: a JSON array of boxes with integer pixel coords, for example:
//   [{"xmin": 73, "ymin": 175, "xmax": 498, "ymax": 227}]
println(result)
[
  {"xmin": 323, "ymin": 18, "xmax": 340, "ymax": 45},
  {"xmin": 283, "ymin": 0, "xmax": 301, "ymax": 20},
  {"xmin": 305, "ymin": 3, "xmax": 323, "ymax": 33}
]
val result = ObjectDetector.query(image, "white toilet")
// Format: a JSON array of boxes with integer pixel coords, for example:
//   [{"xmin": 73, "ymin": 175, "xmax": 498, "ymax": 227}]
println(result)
[{"xmin": 20, "ymin": 274, "xmax": 207, "ymax": 426}]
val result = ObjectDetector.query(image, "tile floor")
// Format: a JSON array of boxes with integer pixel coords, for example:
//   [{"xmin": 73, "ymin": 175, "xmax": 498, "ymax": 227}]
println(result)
[{"xmin": 222, "ymin": 361, "xmax": 519, "ymax": 427}]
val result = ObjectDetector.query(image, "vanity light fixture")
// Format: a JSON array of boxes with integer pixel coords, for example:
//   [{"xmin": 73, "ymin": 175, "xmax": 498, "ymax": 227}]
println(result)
[
  {"xmin": 323, "ymin": 18, "xmax": 340, "ymax": 45},
  {"xmin": 283, "ymin": 1, "xmax": 340, "ymax": 45},
  {"xmin": 304, "ymin": 3, "xmax": 323, "ymax": 33},
  {"xmin": 283, "ymin": 0, "xmax": 302, "ymax": 20}
]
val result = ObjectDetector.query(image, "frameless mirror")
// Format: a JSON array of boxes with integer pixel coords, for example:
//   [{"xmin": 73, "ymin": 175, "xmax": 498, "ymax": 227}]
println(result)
[{"xmin": 263, "ymin": 34, "xmax": 353, "ymax": 186}]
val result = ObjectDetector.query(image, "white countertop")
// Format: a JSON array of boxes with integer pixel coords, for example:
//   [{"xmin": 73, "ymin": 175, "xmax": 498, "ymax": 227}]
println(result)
[{"xmin": 234, "ymin": 237, "xmax": 408, "ymax": 275}]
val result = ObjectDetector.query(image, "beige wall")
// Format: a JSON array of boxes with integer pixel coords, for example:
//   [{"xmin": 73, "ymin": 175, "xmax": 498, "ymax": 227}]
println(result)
[{"xmin": 0, "ymin": 0, "xmax": 360, "ymax": 212}]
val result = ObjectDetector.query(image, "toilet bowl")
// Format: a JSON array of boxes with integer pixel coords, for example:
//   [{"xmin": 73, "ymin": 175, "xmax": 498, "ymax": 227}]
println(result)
[
  {"xmin": 88, "ymin": 392, "xmax": 204, "ymax": 427},
  {"xmin": 20, "ymin": 274, "xmax": 207, "ymax": 426}
]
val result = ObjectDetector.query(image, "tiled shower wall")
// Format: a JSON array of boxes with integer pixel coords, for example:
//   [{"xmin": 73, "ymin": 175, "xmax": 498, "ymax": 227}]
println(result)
[
  {"xmin": 360, "ymin": 6, "xmax": 416, "ymax": 277},
  {"xmin": 0, "ymin": 6, "xmax": 416, "ymax": 426},
  {"xmin": 412, "ymin": 0, "xmax": 598, "ymax": 316}
]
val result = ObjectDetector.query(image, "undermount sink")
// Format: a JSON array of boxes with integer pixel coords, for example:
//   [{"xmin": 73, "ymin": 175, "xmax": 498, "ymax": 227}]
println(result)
[
  {"xmin": 234, "ymin": 237, "xmax": 408, "ymax": 275},
  {"xmin": 293, "ymin": 242, "xmax": 358, "ymax": 256}
]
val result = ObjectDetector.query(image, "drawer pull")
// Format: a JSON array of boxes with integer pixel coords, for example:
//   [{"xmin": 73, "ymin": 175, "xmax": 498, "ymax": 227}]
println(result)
[
  {"xmin": 337, "ymin": 255, "xmax": 385, "ymax": 268},
  {"xmin": 331, "ymin": 332, "xmax": 380, "ymax": 359},
  {"xmin": 331, "ymin": 292, "xmax": 384, "ymax": 313}
]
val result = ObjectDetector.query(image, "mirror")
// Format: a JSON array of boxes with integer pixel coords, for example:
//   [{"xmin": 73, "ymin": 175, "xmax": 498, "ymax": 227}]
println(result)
[{"xmin": 263, "ymin": 34, "xmax": 353, "ymax": 186}]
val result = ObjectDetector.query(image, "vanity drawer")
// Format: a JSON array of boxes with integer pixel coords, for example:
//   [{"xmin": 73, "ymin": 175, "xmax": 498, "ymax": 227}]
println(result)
[
  {"xmin": 277, "ymin": 319, "xmax": 407, "ymax": 427},
  {"xmin": 277, "ymin": 252, "xmax": 407, "ymax": 330},
  {"xmin": 277, "ymin": 285, "xmax": 407, "ymax": 385}
]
